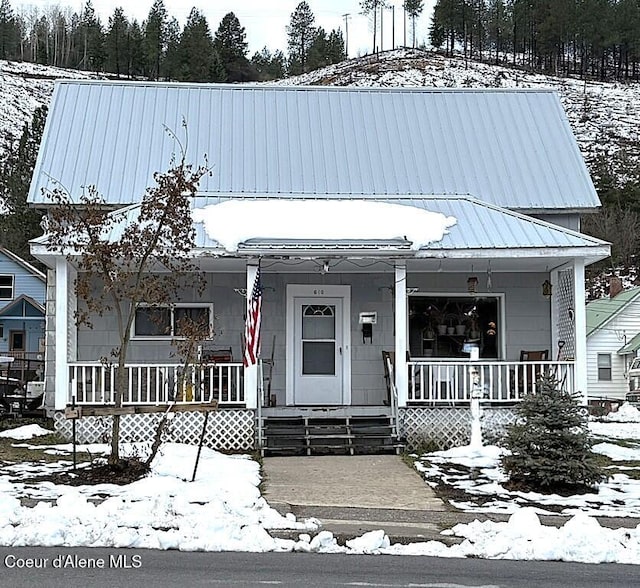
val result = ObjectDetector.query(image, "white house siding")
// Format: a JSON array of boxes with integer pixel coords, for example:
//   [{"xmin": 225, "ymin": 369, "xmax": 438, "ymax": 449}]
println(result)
[{"xmin": 586, "ymin": 297, "xmax": 640, "ymax": 400}]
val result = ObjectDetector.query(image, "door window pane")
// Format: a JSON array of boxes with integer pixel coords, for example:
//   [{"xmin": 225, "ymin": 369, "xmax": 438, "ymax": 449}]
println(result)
[
  {"xmin": 302, "ymin": 342, "xmax": 335, "ymax": 375},
  {"xmin": 302, "ymin": 305, "xmax": 335, "ymax": 339}
]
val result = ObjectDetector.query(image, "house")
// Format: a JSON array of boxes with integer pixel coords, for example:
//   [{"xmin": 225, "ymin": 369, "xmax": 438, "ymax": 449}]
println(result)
[
  {"xmin": 0, "ymin": 247, "xmax": 46, "ymax": 385},
  {"xmin": 586, "ymin": 281, "xmax": 640, "ymax": 402},
  {"xmin": 28, "ymin": 82, "xmax": 610, "ymax": 452}
]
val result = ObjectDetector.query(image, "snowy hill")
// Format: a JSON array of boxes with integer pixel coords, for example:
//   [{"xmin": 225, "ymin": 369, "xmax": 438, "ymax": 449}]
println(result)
[
  {"xmin": 0, "ymin": 60, "xmax": 96, "ymax": 154},
  {"xmin": 2, "ymin": 49, "xmax": 639, "ymax": 171},
  {"xmin": 280, "ymin": 49, "xmax": 640, "ymax": 169}
]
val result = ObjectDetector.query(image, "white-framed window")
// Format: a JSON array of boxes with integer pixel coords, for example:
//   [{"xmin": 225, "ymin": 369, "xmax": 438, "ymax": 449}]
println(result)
[
  {"xmin": 133, "ymin": 304, "xmax": 213, "ymax": 339},
  {"xmin": 408, "ymin": 294, "xmax": 503, "ymax": 359},
  {"xmin": 0, "ymin": 275, "xmax": 14, "ymax": 300},
  {"xmin": 597, "ymin": 353, "xmax": 612, "ymax": 381}
]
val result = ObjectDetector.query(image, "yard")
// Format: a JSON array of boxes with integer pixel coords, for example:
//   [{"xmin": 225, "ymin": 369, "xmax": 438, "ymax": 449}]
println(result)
[{"xmin": 0, "ymin": 407, "xmax": 639, "ymax": 561}]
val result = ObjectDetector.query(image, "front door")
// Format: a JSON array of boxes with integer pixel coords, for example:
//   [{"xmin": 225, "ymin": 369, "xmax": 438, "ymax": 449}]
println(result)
[{"xmin": 287, "ymin": 285, "xmax": 351, "ymax": 406}]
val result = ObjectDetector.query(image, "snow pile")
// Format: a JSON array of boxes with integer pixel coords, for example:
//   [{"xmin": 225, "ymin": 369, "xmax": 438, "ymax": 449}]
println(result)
[
  {"xmin": 193, "ymin": 200, "xmax": 456, "ymax": 252},
  {"xmin": 0, "ymin": 424, "xmax": 53, "ymax": 439},
  {"xmin": 602, "ymin": 402, "xmax": 640, "ymax": 423}
]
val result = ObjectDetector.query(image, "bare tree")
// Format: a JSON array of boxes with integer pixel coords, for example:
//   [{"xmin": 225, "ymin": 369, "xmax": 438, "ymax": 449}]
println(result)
[{"xmin": 44, "ymin": 126, "xmax": 210, "ymax": 465}]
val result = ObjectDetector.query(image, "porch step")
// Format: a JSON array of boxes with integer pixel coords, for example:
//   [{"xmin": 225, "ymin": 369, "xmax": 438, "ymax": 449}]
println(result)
[{"xmin": 261, "ymin": 415, "xmax": 403, "ymax": 457}]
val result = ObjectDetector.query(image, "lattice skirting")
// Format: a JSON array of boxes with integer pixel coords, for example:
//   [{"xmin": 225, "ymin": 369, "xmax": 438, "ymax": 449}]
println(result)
[
  {"xmin": 399, "ymin": 406, "xmax": 518, "ymax": 451},
  {"xmin": 52, "ymin": 409, "xmax": 256, "ymax": 452}
]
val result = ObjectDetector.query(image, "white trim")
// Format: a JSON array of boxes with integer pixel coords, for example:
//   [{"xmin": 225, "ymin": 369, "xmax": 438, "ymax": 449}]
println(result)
[
  {"xmin": 130, "ymin": 303, "xmax": 214, "ymax": 340},
  {"xmin": 0, "ymin": 274, "xmax": 15, "ymax": 301},
  {"xmin": 395, "ymin": 264, "xmax": 408, "ymax": 408},
  {"xmin": 286, "ymin": 284, "xmax": 351, "ymax": 406},
  {"xmin": 54, "ymin": 257, "xmax": 68, "ymax": 410},
  {"xmin": 573, "ymin": 258, "xmax": 588, "ymax": 402}
]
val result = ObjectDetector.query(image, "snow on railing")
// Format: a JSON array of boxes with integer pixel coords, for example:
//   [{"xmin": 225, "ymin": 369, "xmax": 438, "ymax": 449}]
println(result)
[
  {"xmin": 69, "ymin": 362, "xmax": 244, "ymax": 406},
  {"xmin": 407, "ymin": 360, "xmax": 575, "ymax": 404}
]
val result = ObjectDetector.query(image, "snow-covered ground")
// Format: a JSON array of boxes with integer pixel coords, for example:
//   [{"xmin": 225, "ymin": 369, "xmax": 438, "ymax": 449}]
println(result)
[{"xmin": 1, "ymin": 406, "xmax": 640, "ymax": 562}]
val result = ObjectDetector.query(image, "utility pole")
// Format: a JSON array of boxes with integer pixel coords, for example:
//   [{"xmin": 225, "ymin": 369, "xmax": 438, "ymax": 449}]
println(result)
[
  {"xmin": 342, "ymin": 13, "xmax": 350, "ymax": 57},
  {"xmin": 403, "ymin": 3, "xmax": 407, "ymax": 48},
  {"xmin": 392, "ymin": 5, "xmax": 395, "ymax": 50},
  {"xmin": 380, "ymin": 5, "xmax": 384, "ymax": 52}
]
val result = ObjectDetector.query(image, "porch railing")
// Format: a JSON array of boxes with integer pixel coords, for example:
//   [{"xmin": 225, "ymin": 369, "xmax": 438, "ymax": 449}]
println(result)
[
  {"xmin": 407, "ymin": 359, "xmax": 575, "ymax": 404},
  {"xmin": 69, "ymin": 362, "xmax": 245, "ymax": 407}
]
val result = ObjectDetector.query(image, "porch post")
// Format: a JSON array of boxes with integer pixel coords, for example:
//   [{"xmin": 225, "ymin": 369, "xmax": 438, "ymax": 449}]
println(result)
[
  {"xmin": 573, "ymin": 258, "xmax": 588, "ymax": 404},
  {"xmin": 394, "ymin": 263, "xmax": 408, "ymax": 407},
  {"xmin": 243, "ymin": 263, "xmax": 259, "ymax": 409},
  {"xmin": 54, "ymin": 256, "xmax": 69, "ymax": 410}
]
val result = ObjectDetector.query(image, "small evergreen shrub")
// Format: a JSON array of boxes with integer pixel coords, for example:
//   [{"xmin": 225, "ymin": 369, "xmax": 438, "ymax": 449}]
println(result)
[{"xmin": 501, "ymin": 373, "xmax": 606, "ymax": 493}]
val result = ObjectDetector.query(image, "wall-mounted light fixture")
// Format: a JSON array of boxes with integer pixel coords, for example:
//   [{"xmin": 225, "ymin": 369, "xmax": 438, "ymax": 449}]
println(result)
[
  {"xmin": 542, "ymin": 279, "xmax": 553, "ymax": 299},
  {"xmin": 467, "ymin": 276, "xmax": 478, "ymax": 294}
]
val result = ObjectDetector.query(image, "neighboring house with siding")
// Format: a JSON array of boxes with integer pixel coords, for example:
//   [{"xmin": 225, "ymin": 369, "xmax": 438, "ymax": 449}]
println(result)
[
  {"xmin": 0, "ymin": 247, "xmax": 45, "ymax": 358},
  {"xmin": 28, "ymin": 82, "xmax": 610, "ymax": 452},
  {"xmin": 586, "ymin": 285, "xmax": 640, "ymax": 401}
]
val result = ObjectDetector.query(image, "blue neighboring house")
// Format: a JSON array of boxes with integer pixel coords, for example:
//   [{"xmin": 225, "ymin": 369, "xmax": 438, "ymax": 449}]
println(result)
[{"xmin": 0, "ymin": 247, "xmax": 46, "ymax": 360}]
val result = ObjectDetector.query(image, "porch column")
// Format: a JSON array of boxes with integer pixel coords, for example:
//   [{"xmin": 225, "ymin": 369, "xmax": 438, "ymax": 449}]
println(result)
[
  {"xmin": 394, "ymin": 263, "xmax": 408, "ymax": 407},
  {"xmin": 243, "ymin": 263, "xmax": 259, "ymax": 410},
  {"xmin": 54, "ymin": 256, "xmax": 69, "ymax": 410},
  {"xmin": 573, "ymin": 258, "xmax": 588, "ymax": 404}
]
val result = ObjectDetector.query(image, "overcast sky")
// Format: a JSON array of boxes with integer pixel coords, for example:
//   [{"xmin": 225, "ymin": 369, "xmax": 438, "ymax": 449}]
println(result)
[{"xmin": 17, "ymin": 0, "xmax": 436, "ymax": 58}]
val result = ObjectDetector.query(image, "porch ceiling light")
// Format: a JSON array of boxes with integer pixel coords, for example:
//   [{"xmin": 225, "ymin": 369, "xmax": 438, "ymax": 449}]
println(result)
[
  {"xmin": 467, "ymin": 276, "xmax": 478, "ymax": 294},
  {"xmin": 542, "ymin": 279, "xmax": 553, "ymax": 299}
]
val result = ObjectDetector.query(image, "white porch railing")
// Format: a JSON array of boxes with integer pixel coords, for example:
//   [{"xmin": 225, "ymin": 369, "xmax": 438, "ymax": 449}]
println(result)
[
  {"xmin": 69, "ymin": 362, "xmax": 245, "ymax": 406},
  {"xmin": 407, "ymin": 360, "xmax": 575, "ymax": 404}
]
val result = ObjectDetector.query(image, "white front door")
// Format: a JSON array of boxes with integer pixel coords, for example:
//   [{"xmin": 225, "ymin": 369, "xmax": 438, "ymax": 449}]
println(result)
[{"xmin": 287, "ymin": 285, "xmax": 351, "ymax": 406}]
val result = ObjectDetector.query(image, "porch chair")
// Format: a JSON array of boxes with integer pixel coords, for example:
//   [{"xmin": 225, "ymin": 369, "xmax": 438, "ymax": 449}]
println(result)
[{"xmin": 519, "ymin": 349, "xmax": 549, "ymax": 393}]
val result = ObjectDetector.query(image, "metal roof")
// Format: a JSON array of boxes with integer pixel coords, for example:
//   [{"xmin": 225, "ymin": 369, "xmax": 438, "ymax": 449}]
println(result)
[
  {"xmin": 586, "ymin": 287, "xmax": 640, "ymax": 336},
  {"xmin": 46, "ymin": 195, "xmax": 605, "ymax": 257},
  {"xmin": 29, "ymin": 82, "xmax": 600, "ymax": 212},
  {"xmin": 618, "ymin": 332, "xmax": 640, "ymax": 355}
]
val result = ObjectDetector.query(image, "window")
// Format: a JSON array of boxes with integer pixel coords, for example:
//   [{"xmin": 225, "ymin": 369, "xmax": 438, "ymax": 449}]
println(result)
[
  {"xmin": 597, "ymin": 353, "xmax": 612, "ymax": 381},
  {"xmin": 0, "ymin": 275, "xmax": 13, "ymax": 300},
  {"xmin": 408, "ymin": 295, "xmax": 501, "ymax": 359},
  {"xmin": 133, "ymin": 305, "xmax": 212, "ymax": 339}
]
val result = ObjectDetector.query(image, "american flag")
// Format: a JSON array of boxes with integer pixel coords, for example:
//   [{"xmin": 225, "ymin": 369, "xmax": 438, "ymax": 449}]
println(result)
[{"xmin": 243, "ymin": 266, "xmax": 262, "ymax": 367}]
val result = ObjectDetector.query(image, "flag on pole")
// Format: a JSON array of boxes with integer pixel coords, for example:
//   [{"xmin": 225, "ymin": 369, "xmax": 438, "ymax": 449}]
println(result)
[{"xmin": 243, "ymin": 266, "xmax": 262, "ymax": 367}]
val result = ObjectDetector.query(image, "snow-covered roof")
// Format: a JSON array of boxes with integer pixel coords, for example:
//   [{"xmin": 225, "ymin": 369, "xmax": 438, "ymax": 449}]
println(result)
[
  {"xmin": 33, "ymin": 196, "xmax": 606, "ymax": 263},
  {"xmin": 28, "ymin": 81, "xmax": 600, "ymax": 213}
]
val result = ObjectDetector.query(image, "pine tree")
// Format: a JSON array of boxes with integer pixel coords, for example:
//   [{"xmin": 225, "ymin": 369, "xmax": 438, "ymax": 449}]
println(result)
[
  {"xmin": 0, "ymin": 106, "xmax": 47, "ymax": 261},
  {"xmin": 163, "ymin": 16, "xmax": 181, "ymax": 80},
  {"xmin": 79, "ymin": 0, "xmax": 104, "ymax": 72},
  {"xmin": 404, "ymin": 0, "xmax": 424, "ymax": 48},
  {"xmin": 125, "ymin": 20, "xmax": 145, "ymax": 78},
  {"xmin": 213, "ymin": 12, "xmax": 257, "ymax": 82},
  {"xmin": 360, "ymin": 0, "xmax": 388, "ymax": 53},
  {"xmin": 105, "ymin": 7, "xmax": 128, "ymax": 76},
  {"xmin": 143, "ymin": 0, "xmax": 167, "ymax": 80},
  {"xmin": 251, "ymin": 47, "xmax": 286, "ymax": 80},
  {"xmin": 286, "ymin": 1, "xmax": 316, "ymax": 75},
  {"xmin": 178, "ymin": 8, "xmax": 224, "ymax": 82},
  {"xmin": 501, "ymin": 373, "xmax": 606, "ymax": 493},
  {"xmin": 0, "ymin": 0, "xmax": 17, "ymax": 59}
]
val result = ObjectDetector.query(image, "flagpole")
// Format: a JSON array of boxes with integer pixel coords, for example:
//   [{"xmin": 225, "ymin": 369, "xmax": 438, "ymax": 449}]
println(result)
[{"xmin": 243, "ymin": 262, "xmax": 260, "ymax": 410}]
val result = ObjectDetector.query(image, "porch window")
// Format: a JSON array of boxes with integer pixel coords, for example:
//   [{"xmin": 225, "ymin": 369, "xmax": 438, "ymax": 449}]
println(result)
[
  {"xmin": 133, "ymin": 304, "xmax": 213, "ymax": 339},
  {"xmin": 0, "ymin": 275, "xmax": 13, "ymax": 300},
  {"xmin": 408, "ymin": 295, "xmax": 500, "ymax": 359},
  {"xmin": 597, "ymin": 353, "xmax": 612, "ymax": 381}
]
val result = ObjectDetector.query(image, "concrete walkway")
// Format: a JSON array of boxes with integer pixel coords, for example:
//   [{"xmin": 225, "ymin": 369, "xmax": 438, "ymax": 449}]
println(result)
[{"xmin": 262, "ymin": 455, "xmax": 451, "ymax": 543}]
